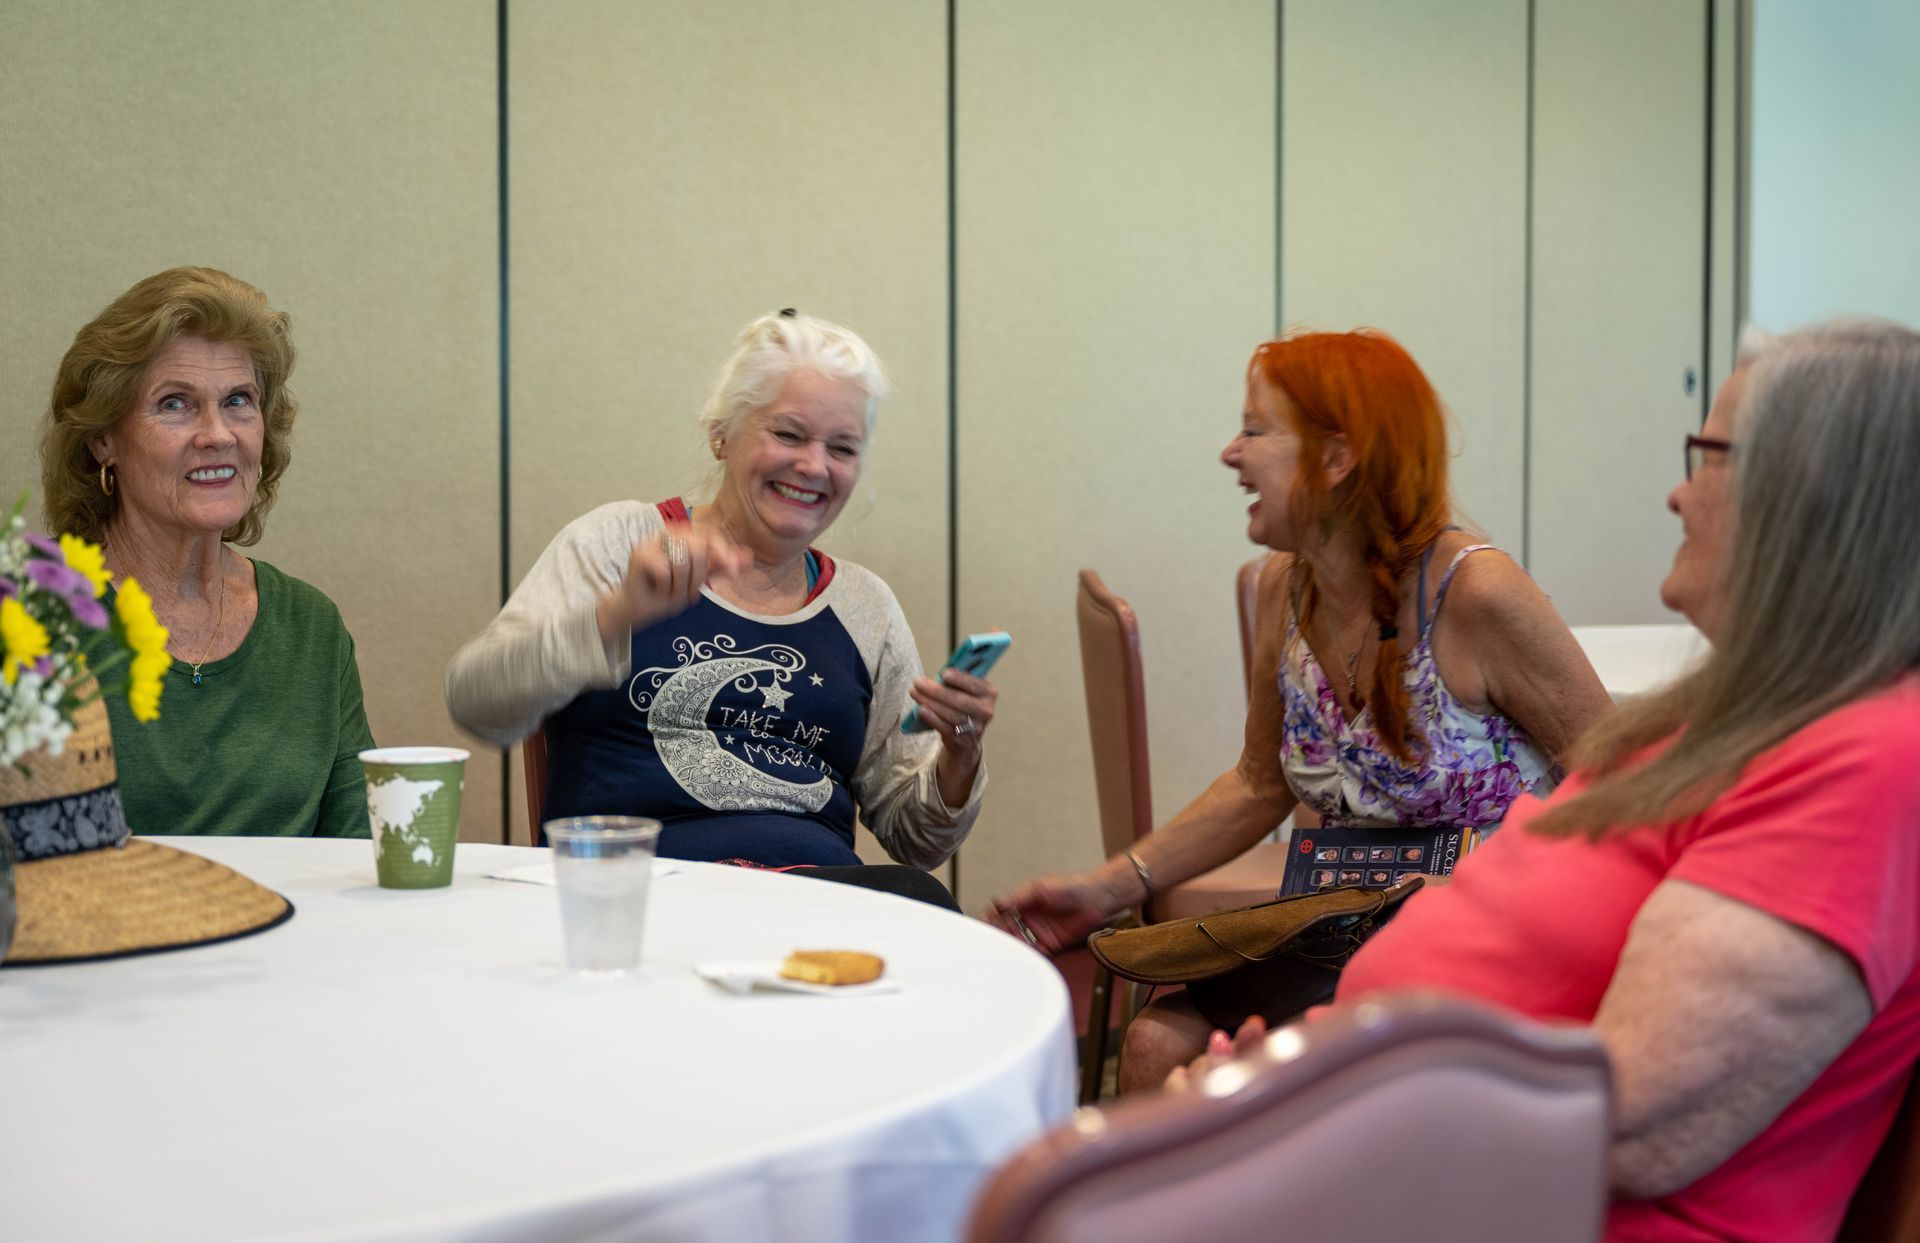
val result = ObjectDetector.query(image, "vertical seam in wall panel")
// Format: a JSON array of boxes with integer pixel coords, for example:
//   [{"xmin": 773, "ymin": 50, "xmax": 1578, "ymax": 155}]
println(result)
[
  {"xmin": 1274, "ymin": 0, "xmax": 1285, "ymax": 332},
  {"xmin": 1701, "ymin": 0, "xmax": 1715, "ymax": 426},
  {"xmin": 945, "ymin": 0, "xmax": 960, "ymax": 904},
  {"xmin": 497, "ymin": 0, "xmax": 513, "ymax": 844},
  {"xmin": 1521, "ymin": 0, "xmax": 1536, "ymax": 571},
  {"xmin": 1734, "ymin": 0, "xmax": 1749, "ymax": 332}
]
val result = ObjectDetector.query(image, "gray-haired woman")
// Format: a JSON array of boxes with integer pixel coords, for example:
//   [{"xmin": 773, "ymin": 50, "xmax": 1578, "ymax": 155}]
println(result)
[
  {"xmin": 1210, "ymin": 318, "xmax": 1920, "ymax": 1238},
  {"xmin": 446, "ymin": 311, "xmax": 991, "ymax": 909}
]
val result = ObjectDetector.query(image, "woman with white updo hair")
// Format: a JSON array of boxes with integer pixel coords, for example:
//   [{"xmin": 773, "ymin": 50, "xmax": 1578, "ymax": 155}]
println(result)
[{"xmin": 447, "ymin": 310, "xmax": 992, "ymax": 909}]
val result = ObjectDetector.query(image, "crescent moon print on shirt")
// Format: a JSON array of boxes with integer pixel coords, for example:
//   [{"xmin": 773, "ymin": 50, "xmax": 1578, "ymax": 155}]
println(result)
[{"xmin": 629, "ymin": 635, "xmax": 834, "ymax": 813}]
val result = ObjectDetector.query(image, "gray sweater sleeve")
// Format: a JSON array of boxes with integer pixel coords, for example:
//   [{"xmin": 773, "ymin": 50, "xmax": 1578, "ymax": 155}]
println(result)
[
  {"xmin": 830, "ymin": 564, "xmax": 987, "ymax": 869},
  {"xmin": 444, "ymin": 501, "xmax": 663, "ymax": 747}
]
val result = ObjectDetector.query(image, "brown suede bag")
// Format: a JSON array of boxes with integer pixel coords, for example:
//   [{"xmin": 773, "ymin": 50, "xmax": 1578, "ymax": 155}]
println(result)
[{"xmin": 1086, "ymin": 877, "xmax": 1424, "ymax": 987}]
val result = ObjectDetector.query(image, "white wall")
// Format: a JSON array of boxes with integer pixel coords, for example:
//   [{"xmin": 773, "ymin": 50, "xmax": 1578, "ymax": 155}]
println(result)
[{"xmin": 1750, "ymin": 0, "xmax": 1920, "ymax": 330}]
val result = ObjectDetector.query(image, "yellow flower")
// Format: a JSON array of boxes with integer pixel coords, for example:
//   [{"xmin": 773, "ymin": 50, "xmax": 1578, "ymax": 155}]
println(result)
[
  {"xmin": 1, "ymin": 596, "xmax": 51, "ymax": 686},
  {"xmin": 59, "ymin": 533, "xmax": 111, "ymax": 598},
  {"xmin": 127, "ymin": 663, "xmax": 165, "ymax": 722},
  {"xmin": 114, "ymin": 576, "xmax": 170, "ymax": 722}
]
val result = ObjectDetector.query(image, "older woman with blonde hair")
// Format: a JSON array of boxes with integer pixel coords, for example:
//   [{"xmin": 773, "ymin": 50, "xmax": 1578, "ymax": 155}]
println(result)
[
  {"xmin": 448, "ymin": 309, "xmax": 993, "ymax": 909},
  {"xmin": 1182, "ymin": 319, "xmax": 1920, "ymax": 1240},
  {"xmin": 39, "ymin": 266, "xmax": 374, "ymax": 836}
]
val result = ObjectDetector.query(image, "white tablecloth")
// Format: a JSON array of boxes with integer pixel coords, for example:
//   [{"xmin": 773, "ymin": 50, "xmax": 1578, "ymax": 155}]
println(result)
[
  {"xmin": 1, "ymin": 838, "xmax": 1075, "ymax": 1243},
  {"xmin": 1569, "ymin": 623, "xmax": 1710, "ymax": 702}
]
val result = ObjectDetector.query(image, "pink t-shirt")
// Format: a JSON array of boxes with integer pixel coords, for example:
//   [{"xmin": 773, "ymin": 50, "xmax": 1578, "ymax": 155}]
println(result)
[{"xmin": 1338, "ymin": 677, "xmax": 1920, "ymax": 1242}]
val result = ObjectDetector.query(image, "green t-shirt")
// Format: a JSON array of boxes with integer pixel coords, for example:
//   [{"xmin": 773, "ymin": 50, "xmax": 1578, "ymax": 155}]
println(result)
[{"xmin": 103, "ymin": 559, "xmax": 376, "ymax": 838}]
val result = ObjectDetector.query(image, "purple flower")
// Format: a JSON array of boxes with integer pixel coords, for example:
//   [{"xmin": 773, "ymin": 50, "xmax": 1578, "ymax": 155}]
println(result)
[
  {"xmin": 23, "ymin": 530, "xmax": 61, "ymax": 559},
  {"xmin": 0, "ymin": 577, "xmax": 13, "ymax": 600},
  {"xmin": 26, "ymin": 557, "xmax": 85, "ymax": 595},
  {"xmin": 23, "ymin": 558, "xmax": 108, "ymax": 630},
  {"xmin": 64, "ymin": 592, "xmax": 109, "ymax": 630}
]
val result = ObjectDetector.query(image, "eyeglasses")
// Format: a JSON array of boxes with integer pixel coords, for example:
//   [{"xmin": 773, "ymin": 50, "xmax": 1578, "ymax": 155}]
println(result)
[{"xmin": 1684, "ymin": 434, "xmax": 1735, "ymax": 482}]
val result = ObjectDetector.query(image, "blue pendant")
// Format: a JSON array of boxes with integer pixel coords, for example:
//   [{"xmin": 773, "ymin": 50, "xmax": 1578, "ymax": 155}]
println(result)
[{"xmin": 193, "ymin": 671, "xmax": 202, "ymax": 686}]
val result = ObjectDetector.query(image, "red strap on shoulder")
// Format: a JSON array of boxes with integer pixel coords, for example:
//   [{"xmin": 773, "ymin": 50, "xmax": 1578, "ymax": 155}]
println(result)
[
  {"xmin": 655, "ymin": 500, "xmax": 833, "ymax": 602},
  {"xmin": 806, "ymin": 551, "xmax": 836, "ymax": 604}
]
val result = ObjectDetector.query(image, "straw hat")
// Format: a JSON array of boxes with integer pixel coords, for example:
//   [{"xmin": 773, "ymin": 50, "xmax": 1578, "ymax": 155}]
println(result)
[{"xmin": 1, "ymin": 698, "xmax": 292, "ymax": 967}]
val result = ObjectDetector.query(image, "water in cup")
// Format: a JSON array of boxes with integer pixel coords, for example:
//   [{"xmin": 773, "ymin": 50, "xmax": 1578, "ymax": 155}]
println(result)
[
  {"xmin": 545, "ymin": 816, "xmax": 661, "ymax": 976},
  {"xmin": 555, "ymin": 853, "xmax": 653, "ymax": 974}
]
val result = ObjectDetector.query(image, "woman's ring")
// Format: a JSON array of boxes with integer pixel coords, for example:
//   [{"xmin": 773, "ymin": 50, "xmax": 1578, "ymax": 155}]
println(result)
[
  {"xmin": 664, "ymin": 535, "xmax": 689, "ymax": 570},
  {"xmin": 954, "ymin": 716, "xmax": 976, "ymax": 737}
]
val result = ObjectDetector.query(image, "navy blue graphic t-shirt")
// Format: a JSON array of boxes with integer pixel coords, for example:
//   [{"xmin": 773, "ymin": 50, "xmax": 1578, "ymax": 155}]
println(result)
[{"xmin": 542, "ymin": 595, "xmax": 874, "ymax": 866}]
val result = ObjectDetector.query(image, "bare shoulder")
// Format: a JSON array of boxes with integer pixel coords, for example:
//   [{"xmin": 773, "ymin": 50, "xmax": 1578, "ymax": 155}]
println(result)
[
  {"xmin": 1429, "ymin": 541, "xmax": 1608, "ymax": 751},
  {"xmin": 1423, "ymin": 540, "xmax": 1570, "ymax": 642}
]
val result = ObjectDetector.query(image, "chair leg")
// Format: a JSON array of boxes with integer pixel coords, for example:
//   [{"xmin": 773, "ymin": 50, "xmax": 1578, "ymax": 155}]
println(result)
[{"xmin": 1080, "ymin": 960, "xmax": 1115, "ymax": 1105}]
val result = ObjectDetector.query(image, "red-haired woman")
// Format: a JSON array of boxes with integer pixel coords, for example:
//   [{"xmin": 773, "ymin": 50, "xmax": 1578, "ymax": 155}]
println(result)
[{"xmin": 987, "ymin": 330, "xmax": 1611, "ymax": 1092}]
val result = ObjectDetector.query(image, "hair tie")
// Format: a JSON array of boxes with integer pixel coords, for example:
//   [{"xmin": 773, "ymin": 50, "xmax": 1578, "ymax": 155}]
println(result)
[
  {"xmin": 1378, "ymin": 624, "xmax": 1399, "ymax": 641},
  {"xmin": 778, "ymin": 307, "xmax": 797, "ymax": 318}
]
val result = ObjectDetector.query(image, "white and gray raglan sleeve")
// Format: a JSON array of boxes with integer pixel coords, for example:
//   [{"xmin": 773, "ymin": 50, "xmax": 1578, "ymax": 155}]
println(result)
[
  {"xmin": 834, "ymin": 566, "xmax": 987, "ymax": 868},
  {"xmin": 444, "ymin": 501, "xmax": 664, "ymax": 748}
]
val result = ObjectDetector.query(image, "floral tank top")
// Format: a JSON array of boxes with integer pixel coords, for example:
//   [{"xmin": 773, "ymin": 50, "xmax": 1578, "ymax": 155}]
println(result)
[{"xmin": 1279, "ymin": 544, "xmax": 1556, "ymax": 830}]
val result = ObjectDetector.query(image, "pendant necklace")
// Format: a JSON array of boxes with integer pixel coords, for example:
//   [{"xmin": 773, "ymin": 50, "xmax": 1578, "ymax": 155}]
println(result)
[
  {"xmin": 1341, "ymin": 635, "xmax": 1364, "ymax": 703},
  {"xmin": 188, "ymin": 570, "xmax": 228, "ymax": 686}
]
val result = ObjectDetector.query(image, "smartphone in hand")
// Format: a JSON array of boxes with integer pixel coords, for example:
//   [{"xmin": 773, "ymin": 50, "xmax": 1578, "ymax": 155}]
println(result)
[{"xmin": 900, "ymin": 630, "xmax": 1012, "ymax": 733}]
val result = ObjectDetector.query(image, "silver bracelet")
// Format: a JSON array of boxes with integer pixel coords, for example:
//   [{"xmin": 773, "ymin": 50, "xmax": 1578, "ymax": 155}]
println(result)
[{"xmin": 1122, "ymin": 848, "xmax": 1155, "ymax": 902}]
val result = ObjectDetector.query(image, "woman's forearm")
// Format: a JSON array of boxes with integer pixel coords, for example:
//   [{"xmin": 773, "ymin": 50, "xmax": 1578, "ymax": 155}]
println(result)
[
  {"xmin": 935, "ymin": 746, "xmax": 979, "ymax": 810},
  {"xmin": 1107, "ymin": 766, "xmax": 1295, "ymax": 906}
]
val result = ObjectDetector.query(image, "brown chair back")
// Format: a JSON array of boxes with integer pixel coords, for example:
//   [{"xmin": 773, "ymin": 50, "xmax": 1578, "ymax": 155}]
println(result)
[
  {"xmin": 522, "ymin": 726, "xmax": 549, "ymax": 847},
  {"xmin": 1837, "ymin": 1068, "xmax": 1920, "ymax": 1243},
  {"xmin": 966, "ymin": 992, "xmax": 1612, "ymax": 1243},
  {"xmin": 1075, "ymin": 569, "xmax": 1153, "ymax": 861}
]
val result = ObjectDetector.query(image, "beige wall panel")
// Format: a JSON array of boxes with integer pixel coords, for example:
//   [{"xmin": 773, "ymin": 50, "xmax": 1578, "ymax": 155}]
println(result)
[
  {"xmin": 1281, "ymin": 0, "xmax": 1528, "ymax": 550},
  {"xmin": 1529, "ymin": 0, "xmax": 1706, "ymax": 624},
  {"xmin": 955, "ymin": 1, "xmax": 1276, "ymax": 907},
  {"xmin": 508, "ymin": 1, "xmax": 949, "ymax": 853},
  {"xmin": 0, "ymin": 1, "xmax": 502, "ymax": 840}
]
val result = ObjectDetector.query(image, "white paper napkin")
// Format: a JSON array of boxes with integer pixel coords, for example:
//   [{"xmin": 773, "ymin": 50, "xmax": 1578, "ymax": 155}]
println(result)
[
  {"xmin": 693, "ymin": 960, "xmax": 901, "ymax": 997},
  {"xmin": 485, "ymin": 859, "xmax": 685, "ymax": 886}
]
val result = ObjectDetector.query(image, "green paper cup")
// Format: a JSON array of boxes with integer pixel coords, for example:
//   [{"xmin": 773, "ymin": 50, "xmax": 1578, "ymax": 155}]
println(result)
[{"xmin": 359, "ymin": 747, "xmax": 470, "ymax": 889}]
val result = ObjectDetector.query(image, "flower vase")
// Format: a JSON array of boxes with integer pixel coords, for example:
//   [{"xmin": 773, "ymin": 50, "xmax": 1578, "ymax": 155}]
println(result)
[{"xmin": 0, "ymin": 688, "xmax": 130, "ymax": 870}]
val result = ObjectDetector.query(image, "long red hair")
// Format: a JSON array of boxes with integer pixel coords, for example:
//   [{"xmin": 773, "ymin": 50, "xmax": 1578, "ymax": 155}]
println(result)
[{"xmin": 1254, "ymin": 330, "xmax": 1453, "ymax": 761}]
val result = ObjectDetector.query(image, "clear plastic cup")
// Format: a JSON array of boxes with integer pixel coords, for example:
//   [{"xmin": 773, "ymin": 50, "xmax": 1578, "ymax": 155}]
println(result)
[{"xmin": 544, "ymin": 816, "xmax": 662, "ymax": 975}]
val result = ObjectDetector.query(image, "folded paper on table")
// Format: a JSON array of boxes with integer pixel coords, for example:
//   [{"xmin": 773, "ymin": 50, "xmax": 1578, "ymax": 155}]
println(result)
[
  {"xmin": 485, "ymin": 859, "xmax": 684, "ymax": 887},
  {"xmin": 693, "ymin": 960, "xmax": 901, "ymax": 998}
]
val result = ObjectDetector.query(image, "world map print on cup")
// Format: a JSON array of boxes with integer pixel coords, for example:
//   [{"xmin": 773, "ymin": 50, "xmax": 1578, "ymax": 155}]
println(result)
[{"xmin": 359, "ymin": 747, "xmax": 470, "ymax": 889}]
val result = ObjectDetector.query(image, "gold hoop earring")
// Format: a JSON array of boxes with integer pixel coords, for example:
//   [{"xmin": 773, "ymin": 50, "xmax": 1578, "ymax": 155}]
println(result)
[{"xmin": 99, "ymin": 463, "xmax": 115, "ymax": 497}]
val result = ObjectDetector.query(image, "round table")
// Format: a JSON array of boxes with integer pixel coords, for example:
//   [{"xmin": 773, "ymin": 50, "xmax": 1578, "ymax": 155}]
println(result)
[{"xmin": 1, "ymin": 837, "xmax": 1074, "ymax": 1243}]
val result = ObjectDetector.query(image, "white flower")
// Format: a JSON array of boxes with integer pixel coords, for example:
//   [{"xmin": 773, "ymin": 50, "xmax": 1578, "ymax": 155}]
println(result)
[{"xmin": 0, "ymin": 668, "xmax": 71, "ymax": 769}]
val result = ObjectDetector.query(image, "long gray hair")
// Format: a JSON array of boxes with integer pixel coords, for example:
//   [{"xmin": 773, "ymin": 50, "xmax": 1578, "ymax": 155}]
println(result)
[{"xmin": 1531, "ymin": 317, "xmax": 1920, "ymax": 837}]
